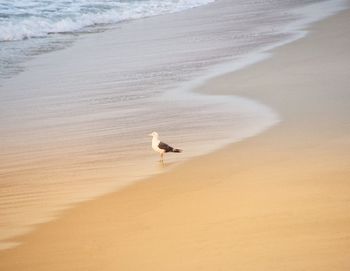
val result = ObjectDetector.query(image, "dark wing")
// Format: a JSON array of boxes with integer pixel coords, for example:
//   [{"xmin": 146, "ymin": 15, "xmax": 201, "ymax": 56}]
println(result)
[{"xmin": 158, "ymin": 141, "xmax": 174, "ymax": 153}]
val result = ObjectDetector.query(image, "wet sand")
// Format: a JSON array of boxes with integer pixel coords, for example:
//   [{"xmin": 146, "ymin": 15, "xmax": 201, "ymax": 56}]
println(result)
[{"xmin": 1, "ymin": 7, "xmax": 350, "ymax": 271}]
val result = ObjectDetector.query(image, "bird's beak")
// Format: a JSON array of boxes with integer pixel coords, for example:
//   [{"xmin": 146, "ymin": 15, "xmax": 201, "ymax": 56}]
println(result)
[{"xmin": 148, "ymin": 133, "xmax": 152, "ymax": 136}]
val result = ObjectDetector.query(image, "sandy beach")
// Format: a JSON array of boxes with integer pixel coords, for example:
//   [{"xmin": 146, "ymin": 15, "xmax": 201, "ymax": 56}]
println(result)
[{"xmin": 1, "ymin": 6, "xmax": 350, "ymax": 271}]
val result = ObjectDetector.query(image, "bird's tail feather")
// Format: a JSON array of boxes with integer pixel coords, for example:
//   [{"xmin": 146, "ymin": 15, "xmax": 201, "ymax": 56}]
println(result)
[{"xmin": 172, "ymin": 148, "xmax": 182, "ymax": 153}]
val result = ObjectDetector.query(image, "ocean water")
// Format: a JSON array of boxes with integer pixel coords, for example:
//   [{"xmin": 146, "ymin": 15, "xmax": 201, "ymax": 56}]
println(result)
[
  {"xmin": 0, "ymin": 0, "xmax": 347, "ymax": 250},
  {"xmin": 0, "ymin": 0, "xmax": 215, "ymax": 78}
]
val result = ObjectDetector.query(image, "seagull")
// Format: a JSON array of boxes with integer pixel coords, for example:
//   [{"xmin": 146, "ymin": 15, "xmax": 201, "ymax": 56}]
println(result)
[{"xmin": 149, "ymin": 131, "xmax": 182, "ymax": 162}]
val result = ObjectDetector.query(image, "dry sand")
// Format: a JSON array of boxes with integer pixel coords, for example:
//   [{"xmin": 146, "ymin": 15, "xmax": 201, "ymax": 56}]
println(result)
[{"xmin": 1, "ymin": 8, "xmax": 350, "ymax": 271}]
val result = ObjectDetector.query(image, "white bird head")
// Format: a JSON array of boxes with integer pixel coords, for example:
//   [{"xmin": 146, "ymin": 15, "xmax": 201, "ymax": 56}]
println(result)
[{"xmin": 148, "ymin": 131, "xmax": 159, "ymax": 138}]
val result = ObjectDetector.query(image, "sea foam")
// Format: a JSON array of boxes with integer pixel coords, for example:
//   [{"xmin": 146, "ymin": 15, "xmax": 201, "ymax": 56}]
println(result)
[{"xmin": 0, "ymin": 0, "xmax": 214, "ymax": 41}]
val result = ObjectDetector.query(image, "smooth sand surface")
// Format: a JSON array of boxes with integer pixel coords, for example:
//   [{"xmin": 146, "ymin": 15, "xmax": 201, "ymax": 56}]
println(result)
[{"xmin": 1, "ymin": 9, "xmax": 350, "ymax": 271}]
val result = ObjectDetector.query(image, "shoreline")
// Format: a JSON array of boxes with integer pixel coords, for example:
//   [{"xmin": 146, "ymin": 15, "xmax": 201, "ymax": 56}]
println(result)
[
  {"xmin": 1, "ymin": 6, "xmax": 350, "ymax": 271},
  {"xmin": 0, "ymin": 0, "xmax": 305, "ymax": 248}
]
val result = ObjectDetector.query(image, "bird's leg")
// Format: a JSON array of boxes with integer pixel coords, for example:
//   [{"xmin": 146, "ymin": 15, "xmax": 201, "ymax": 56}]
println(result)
[{"xmin": 160, "ymin": 153, "xmax": 164, "ymax": 162}]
